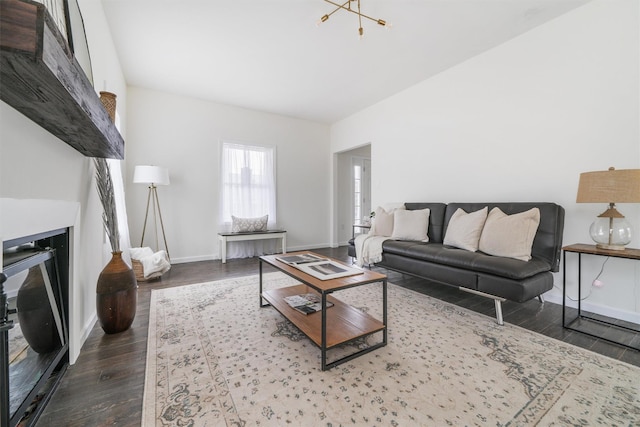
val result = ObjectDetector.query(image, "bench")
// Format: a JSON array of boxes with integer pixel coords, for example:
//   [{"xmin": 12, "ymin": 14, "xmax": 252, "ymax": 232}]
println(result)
[{"xmin": 218, "ymin": 230, "xmax": 287, "ymax": 263}]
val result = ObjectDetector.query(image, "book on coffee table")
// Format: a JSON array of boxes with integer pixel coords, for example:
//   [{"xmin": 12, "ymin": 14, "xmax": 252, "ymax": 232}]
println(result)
[{"xmin": 283, "ymin": 293, "xmax": 333, "ymax": 315}]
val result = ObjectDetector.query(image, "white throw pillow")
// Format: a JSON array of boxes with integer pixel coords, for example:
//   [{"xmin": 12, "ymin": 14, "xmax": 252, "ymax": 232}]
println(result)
[
  {"xmin": 479, "ymin": 207, "xmax": 540, "ymax": 261},
  {"xmin": 391, "ymin": 208, "xmax": 430, "ymax": 242},
  {"xmin": 443, "ymin": 207, "xmax": 488, "ymax": 252},
  {"xmin": 231, "ymin": 214, "xmax": 269, "ymax": 232},
  {"xmin": 370, "ymin": 206, "xmax": 395, "ymax": 237}
]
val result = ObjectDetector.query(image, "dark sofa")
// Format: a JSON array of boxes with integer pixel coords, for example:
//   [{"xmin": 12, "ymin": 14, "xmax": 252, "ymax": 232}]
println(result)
[{"xmin": 349, "ymin": 202, "xmax": 565, "ymax": 324}]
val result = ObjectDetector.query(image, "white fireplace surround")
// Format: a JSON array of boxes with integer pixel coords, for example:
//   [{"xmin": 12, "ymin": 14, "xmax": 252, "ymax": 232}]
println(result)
[{"xmin": 1, "ymin": 198, "xmax": 83, "ymax": 363}]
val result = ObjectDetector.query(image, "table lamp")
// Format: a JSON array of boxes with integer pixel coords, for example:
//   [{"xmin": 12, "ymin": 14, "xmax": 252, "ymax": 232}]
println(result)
[
  {"xmin": 133, "ymin": 165, "xmax": 170, "ymax": 259},
  {"xmin": 576, "ymin": 167, "xmax": 640, "ymax": 250}
]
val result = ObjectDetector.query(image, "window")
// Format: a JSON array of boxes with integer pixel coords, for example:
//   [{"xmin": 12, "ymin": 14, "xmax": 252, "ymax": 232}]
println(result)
[
  {"xmin": 352, "ymin": 156, "xmax": 370, "ymax": 225},
  {"xmin": 354, "ymin": 164, "xmax": 362, "ymax": 224},
  {"xmin": 220, "ymin": 141, "xmax": 276, "ymax": 226}
]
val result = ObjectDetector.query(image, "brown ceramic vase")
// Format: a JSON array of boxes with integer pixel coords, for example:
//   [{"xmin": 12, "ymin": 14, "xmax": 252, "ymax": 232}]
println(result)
[{"xmin": 96, "ymin": 251, "xmax": 137, "ymax": 334}]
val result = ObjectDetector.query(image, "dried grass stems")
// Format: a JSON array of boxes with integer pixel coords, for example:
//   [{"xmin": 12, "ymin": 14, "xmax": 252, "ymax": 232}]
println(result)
[{"xmin": 94, "ymin": 158, "xmax": 120, "ymax": 253}]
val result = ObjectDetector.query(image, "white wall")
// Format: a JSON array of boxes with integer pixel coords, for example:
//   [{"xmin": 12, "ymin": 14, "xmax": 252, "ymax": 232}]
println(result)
[
  {"xmin": 0, "ymin": 0, "xmax": 128, "ymax": 363},
  {"xmin": 330, "ymin": 0, "xmax": 640, "ymax": 321},
  {"xmin": 124, "ymin": 87, "xmax": 331, "ymax": 263}
]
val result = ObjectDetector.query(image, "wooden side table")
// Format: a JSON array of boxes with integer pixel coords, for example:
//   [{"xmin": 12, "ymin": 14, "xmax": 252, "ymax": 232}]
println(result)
[{"xmin": 562, "ymin": 243, "xmax": 640, "ymax": 351}]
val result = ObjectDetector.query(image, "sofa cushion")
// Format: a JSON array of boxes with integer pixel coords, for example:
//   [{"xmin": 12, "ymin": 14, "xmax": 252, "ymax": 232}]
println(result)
[
  {"xmin": 370, "ymin": 206, "xmax": 396, "ymax": 236},
  {"xmin": 382, "ymin": 241, "xmax": 551, "ymax": 280},
  {"xmin": 479, "ymin": 207, "xmax": 540, "ymax": 261},
  {"xmin": 405, "ymin": 203, "xmax": 447, "ymax": 243},
  {"xmin": 443, "ymin": 207, "xmax": 488, "ymax": 252},
  {"xmin": 380, "ymin": 252, "xmax": 479, "ymax": 290},
  {"xmin": 477, "ymin": 271, "xmax": 553, "ymax": 303},
  {"xmin": 445, "ymin": 203, "xmax": 564, "ymax": 272},
  {"xmin": 392, "ymin": 208, "xmax": 430, "ymax": 241}
]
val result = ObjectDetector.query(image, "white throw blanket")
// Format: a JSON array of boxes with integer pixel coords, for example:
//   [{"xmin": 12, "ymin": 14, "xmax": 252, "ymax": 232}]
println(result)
[
  {"xmin": 130, "ymin": 247, "xmax": 154, "ymax": 260},
  {"xmin": 131, "ymin": 247, "xmax": 171, "ymax": 278},
  {"xmin": 354, "ymin": 234, "xmax": 389, "ymax": 267},
  {"xmin": 140, "ymin": 250, "xmax": 171, "ymax": 278}
]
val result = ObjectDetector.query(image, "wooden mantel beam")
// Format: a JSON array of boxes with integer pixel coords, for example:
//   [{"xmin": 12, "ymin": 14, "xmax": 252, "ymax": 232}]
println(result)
[{"xmin": 0, "ymin": 0, "xmax": 124, "ymax": 159}]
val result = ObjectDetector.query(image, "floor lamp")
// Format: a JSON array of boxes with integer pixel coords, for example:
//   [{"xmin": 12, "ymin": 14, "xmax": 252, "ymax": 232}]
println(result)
[{"xmin": 134, "ymin": 165, "xmax": 170, "ymax": 259}]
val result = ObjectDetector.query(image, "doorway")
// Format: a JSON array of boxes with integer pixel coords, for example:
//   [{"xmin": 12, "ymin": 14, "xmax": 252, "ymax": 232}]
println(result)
[{"xmin": 335, "ymin": 145, "xmax": 371, "ymax": 246}]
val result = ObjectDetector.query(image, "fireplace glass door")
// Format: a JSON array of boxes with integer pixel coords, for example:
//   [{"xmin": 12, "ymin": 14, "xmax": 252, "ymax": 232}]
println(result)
[{"xmin": 1, "ymin": 230, "xmax": 69, "ymax": 427}]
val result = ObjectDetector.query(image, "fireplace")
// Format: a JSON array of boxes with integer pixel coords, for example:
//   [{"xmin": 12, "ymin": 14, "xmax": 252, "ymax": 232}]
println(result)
[
  {"xmin": 1, "ymin": 228, "xmax": 69, "ymax": 427},
  {"xmin": 0, "ymin": 198, "xmax": 80, "ymax": 427}
]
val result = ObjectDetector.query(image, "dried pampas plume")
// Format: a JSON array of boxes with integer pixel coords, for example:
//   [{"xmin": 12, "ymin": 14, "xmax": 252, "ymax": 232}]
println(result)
[{"xmin": 94, "ymin": 158, "xmax": 120, "ymax": 252}]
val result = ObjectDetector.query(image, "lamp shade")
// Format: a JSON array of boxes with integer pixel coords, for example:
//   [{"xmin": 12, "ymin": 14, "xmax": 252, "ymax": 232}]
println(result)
[
  {"xmin": 133, "ymin": 165, "xmax": 170, "ymax": 185},
  {"xmin": 576, "ymin": 168, "xmax": 640, "ymax": 203},
  {"xmin": 576, "ymin": 167, "xmax": 640, "ymax": 250}
]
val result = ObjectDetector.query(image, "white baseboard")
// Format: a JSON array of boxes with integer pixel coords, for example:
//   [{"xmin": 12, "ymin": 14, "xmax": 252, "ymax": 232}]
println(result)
[
  {"xmin": 170, "ymin": 254, "xmax": 216, "ymax": 264},
  {"xmin": 71, "ymin": 313, "xmax": 97, "ymax": 365},
  {"xmin": 544, "ymin": 288, "xmax": 640, "ymax": 325}
]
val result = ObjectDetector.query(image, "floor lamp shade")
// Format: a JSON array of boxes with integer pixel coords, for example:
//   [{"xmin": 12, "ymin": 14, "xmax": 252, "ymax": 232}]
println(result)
[
  {"xmin": 576, "ymin": 167, "xmax": 640, "ymax": 250},
  {"xmin": 133, "ymin": 165, "xmax": 170, "ymax": 186}
]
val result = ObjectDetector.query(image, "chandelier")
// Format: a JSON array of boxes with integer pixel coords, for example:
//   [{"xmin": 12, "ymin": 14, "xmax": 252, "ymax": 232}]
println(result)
[{"xmin": 318, "ymin": 0, "xmax": 390, "ymax": 37}]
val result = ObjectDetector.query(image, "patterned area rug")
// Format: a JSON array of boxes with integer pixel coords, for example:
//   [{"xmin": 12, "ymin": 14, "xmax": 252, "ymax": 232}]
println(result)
[{"xmin": 142, "ymin": 273, "xmax": 640, "ymax": 426}]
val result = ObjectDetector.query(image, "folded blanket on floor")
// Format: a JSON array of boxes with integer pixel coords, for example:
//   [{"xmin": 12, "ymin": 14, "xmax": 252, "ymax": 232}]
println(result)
[
  {"xmin": 131, "ymin": 247, "xmax": 171, "ymax": 278},
  {"xmin": 139, "ymin": 250, "xmax": 171, "ymax": 278},
  {"xmin": 354, "ymin": 234, "xmax": 389, "ymax": 267}
]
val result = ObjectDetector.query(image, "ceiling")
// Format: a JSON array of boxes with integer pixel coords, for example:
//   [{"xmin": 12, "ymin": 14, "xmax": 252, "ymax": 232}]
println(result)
[{"xmin": 101, "ymin": 0, "xmax": 589, "ymax": 124}]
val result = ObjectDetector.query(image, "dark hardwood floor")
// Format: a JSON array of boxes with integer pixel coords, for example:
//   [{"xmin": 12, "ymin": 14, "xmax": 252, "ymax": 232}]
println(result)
[{"xmin": 34, "ymin": 246, "xmax": 640, "ymax": 426}]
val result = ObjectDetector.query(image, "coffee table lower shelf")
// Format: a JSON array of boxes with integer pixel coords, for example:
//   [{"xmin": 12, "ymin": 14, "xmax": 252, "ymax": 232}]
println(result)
[{"xmin": 262, "ymin": 284, "xmax": 386, "ymax": 370}]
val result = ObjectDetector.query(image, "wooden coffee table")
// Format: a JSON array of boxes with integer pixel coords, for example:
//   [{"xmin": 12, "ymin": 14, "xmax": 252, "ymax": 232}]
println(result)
[{"xmin": 259, "ymin": 251, "xmax": 387, "ymax": 371}]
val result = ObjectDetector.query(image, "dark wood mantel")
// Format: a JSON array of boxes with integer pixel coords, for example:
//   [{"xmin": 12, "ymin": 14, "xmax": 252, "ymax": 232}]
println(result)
[{"xmin": 0, "ymin": 0, "xmax": 124, "ymax": 159}]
